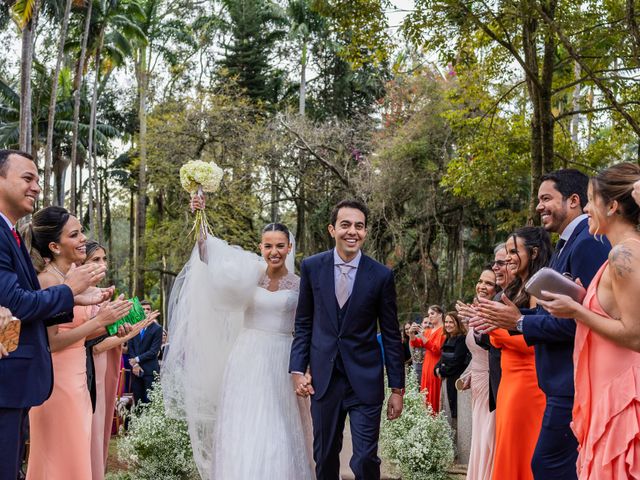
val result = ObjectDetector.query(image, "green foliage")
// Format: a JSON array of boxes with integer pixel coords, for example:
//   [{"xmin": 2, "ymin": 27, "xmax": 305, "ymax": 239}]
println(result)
[
  {"xmin": 115, "ymin": 379, "xmax": 199, "ymax": 479},
  {"xmin": 380, "ymin": 369, "xmax": 455, "ymax": 480},
  {"xmin": 218, "ymin": 0, "xmax": 288, "ymax": 105}
]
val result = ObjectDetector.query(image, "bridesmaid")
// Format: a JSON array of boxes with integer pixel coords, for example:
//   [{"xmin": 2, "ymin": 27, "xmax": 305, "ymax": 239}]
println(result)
[
  {"xmin": 480, "ymin": 227, "xmax": 550, "ymax": 480},
  {"xmin": 540, "ymin": 163, "xmax": 640, "ymax": 479},
  {"xmin": 410, "ymin": 305, "xmax": 445, "ymax": 411},
  {"xmin": 84, "ymin": 241, "xmax": 155, "ymax": 480},
  {"xmin": 24, "ymin": 207, "xmax": 131, "ymax": 479},
  {"xmin": 457, "ymin": 267, "xmax": 498, "ymax": 480}
]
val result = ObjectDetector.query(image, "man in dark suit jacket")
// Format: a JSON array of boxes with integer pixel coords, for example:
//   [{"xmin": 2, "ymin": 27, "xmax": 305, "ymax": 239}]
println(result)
[
  {"xmin": 128, "ymin": 302, "xmax": 162, "ymax": 403},
  {"xmin": 0, "ymin": 150, "xmax": 107, "ymax": 480},
  {"xmin": 479, "ymin": 170, "xmax": 610, "ymax": 479},
  {"xmin": 289, "ymin": 200, "xmax": 405, "ymax": 480}
]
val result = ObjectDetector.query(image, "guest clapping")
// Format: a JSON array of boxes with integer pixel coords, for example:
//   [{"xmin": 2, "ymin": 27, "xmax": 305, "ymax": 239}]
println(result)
[
  {"xmin": 538, "ymin": 163, "xmax": 640, "ymax": 478},
  {"xmin": 0, "ymin": 150, "xmax": 109, "ymax": 480},
  {"xmin": 480, "ymin": 227, "xmax": 550, "ymax": 480},
  {"xmin": 24, "ymin": 206, "xmax": 132, "ymax": 480}
]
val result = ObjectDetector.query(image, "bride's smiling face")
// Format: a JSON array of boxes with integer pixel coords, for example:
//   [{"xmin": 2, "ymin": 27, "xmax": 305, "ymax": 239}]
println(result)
[{"xmin": 259, "ymin": 231, "xmax": 291, "ymax": 269}]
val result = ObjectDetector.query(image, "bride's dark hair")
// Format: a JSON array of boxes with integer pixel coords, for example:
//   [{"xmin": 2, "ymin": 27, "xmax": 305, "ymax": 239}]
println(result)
[{"xmin": 262, "ymin": 223, "xmax": 290, "ymax": 241}]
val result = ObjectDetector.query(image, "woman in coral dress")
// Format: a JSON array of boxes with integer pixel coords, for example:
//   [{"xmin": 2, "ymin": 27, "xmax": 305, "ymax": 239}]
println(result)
[
  {"xmin": 24, "ymin": 207, "xmax": 131, "ymax": 479},
  {"xmin": 539, "ymin": 163, "xmax": 640, "ymax": 479},
  {"xmin": 410, "ymin": 305, "xmax": 445, "ymax": 411},
  {"xmin": 483, "ymin": 227, "xmax": 551, "ymax": 480}
]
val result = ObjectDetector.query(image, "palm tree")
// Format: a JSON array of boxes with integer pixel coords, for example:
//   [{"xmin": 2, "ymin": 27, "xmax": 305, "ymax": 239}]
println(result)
[
  {"xmin": 12, "ymin": 0, "xmax": 41, "ymax": 153},
  {"xmin": 43, "ymin": 0, "xmax": 75, "ymax": 206}
]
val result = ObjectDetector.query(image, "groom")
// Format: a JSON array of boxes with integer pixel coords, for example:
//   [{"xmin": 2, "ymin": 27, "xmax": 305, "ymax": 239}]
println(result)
[{"xmin": 289, "ymin": 199, "xmax": 405, "ymax": 480}]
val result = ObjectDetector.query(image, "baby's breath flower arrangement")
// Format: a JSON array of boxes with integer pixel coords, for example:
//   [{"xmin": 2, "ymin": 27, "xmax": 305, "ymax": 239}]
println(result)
[
  {"xmin": 113, "ymin": 379, "xmax": 199, "ymax": 480},
  {"xmin": 380, "ymin": 369, "xmax": 455, "ymax": 480},
  {"xmin": 180, "ymin": 159, "xmax": 223, "ymax": 239}
]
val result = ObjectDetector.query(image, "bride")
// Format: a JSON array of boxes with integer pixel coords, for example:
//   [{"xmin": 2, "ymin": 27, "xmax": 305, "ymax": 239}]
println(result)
[{"xmin": 162, "ymin": 194, "xmax": 314, "ymax": 480}]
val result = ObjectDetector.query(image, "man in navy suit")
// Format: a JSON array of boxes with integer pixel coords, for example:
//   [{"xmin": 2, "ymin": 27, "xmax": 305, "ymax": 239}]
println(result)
[
  {"xmin": 0, "ymin": 150, "xmax": 108, "ymax": 480},
  {"xmin": 479, "ymin": 169, "xmax": 610, "ymax": 479},
  {"xmin": 128, "ymin": 301, "xmax": 162, "ymax": 404},
  {"xmin": 289, "ymin": 199, "xmax": 405, "ymax": 480}
]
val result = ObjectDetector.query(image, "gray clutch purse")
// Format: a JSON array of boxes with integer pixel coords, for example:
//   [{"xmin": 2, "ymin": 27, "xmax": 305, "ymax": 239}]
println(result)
[{"xmin": 524, "ymin": 267, "xmax": 586, "ymax": 303}]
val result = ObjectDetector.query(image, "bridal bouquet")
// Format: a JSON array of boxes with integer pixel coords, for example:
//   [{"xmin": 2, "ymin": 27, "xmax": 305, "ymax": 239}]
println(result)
[{"xmin": 180, "ymin": 160, "xmax": 223, "ymax": 238}]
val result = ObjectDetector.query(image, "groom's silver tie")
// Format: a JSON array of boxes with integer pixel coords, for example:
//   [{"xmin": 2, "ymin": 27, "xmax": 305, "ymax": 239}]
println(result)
[{"xmin": 336, "ymin": 264, "xmax": 353, "ymax": 308}]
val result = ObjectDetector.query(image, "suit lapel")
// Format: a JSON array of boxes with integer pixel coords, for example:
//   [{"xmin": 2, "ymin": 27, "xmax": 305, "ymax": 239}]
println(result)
[
  {"xmin": 0, "ymin": 222, "xmax": 37, "ymax": 289},
  {"xmin": 553, "ymin": 218, "xmax": 588, "ymax": 271},
  {"xmin": 320, "ymin": 252, "xmax": 340, "ymax": 331}
]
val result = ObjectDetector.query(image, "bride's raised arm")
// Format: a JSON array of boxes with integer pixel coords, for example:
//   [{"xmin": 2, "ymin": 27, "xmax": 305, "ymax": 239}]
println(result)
[{"xmin": 190, "ymin": 193, "xmax": 209, "ymax": 263}]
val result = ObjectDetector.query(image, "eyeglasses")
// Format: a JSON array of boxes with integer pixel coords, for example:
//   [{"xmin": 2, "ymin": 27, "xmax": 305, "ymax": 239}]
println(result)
[{"xmin": 492, "ymin": 260, "xmax": 507, "ymax": 267}]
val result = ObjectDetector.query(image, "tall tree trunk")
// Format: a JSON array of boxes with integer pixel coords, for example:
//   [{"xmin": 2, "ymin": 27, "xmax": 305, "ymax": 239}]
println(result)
[
  {"xmin": 87, "ymin": 39, "xmax": 103, "ymax": 236},
  {"xmin": 19, "ymin": 0, "xmax": 40, "ymax": 153},
  {"xmin": 134, "ymin": 46, "xmax": 148, "ymax": 299},
  {"xmin": 539, "ymin": 0, "xmax": 557, "ymax": 175},
  {"xmin": 70, "ymin": 0, "xmax": 93, "ymax": 215},
  {"xmin": 522, "ymin": 8, "xmax": 543, "ymax": 224},
  {"xmin": 44, "ymin": 0, "xmax": 73, "ymax": 206},
  {"xmin": 128, "ymin": 189, "xmax": 135, "ymax": 297},
  {"xmin": 104, "ymin": 177, "xmax": 114, "ymax": 285},
  {"xmin": 299, "ymin": 39, "xmax": 307, "ymax": 116}
]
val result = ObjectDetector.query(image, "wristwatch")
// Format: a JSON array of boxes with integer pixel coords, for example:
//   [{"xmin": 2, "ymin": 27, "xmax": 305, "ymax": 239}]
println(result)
[{"xmin": 515, "ymin": 315, "xmax": 525, "ymax": 333}]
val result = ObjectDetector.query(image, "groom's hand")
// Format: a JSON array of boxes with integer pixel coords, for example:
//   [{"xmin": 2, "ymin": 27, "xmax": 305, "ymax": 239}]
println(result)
[
  {"xmin": 293, "ymin": 372, "xmax": 314, "ymax": 397},
  {"xmin": 387, "ymin": 389, "xmax": 403, "ymax": 420}
]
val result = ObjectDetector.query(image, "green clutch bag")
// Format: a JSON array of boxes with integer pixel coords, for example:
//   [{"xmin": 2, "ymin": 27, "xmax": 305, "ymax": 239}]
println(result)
[{"xmin": 106, "ymin": 297, "xmax": 146, "ymax": 336}]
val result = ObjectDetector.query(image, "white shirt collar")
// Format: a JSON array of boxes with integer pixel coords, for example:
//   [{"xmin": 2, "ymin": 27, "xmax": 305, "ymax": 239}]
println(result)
[
  {"xmin": 559, "ymin": 214, "xmax": 588, "ymax": 241},
  {"xmin": 333, "ymin": 248, "xmax": 362, "ymax": 268},
  {"xmin": 0, "ymin": 212, "xmax": 14, "ymax": 230}
]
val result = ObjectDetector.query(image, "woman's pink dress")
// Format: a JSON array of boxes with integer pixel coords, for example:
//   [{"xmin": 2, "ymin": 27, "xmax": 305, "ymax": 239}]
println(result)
[
  {"xmin": 27, "ymin": 306, "xmax": 93, "ymax": 479},
  {"xmin": 90, "ymin": 345, "xmax": 122, "ymax": 479},
  {"xmin": 573, "ymin": 261, "xmax": 640, "ymax": 479},
  {"xmin": 465, "ymin": 328, "xmax": 495, "ymax": 480}
]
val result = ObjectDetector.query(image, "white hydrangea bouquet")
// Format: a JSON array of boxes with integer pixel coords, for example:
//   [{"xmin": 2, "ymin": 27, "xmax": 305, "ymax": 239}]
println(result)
[{"xmin": 180, "ymin": 159, "xmax": 223, "ymax": 239}]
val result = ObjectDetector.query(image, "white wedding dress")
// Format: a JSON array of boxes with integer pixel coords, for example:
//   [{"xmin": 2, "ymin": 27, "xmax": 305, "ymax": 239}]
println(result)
[{"xmin": 162, "ymin": 234, "xmax": 314, "ymax": 480}]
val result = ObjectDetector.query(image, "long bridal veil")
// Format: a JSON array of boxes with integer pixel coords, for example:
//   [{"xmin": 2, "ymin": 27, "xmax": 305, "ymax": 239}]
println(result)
[{"xmin": 162, "ymin": 235, "xmax": 265, "ymax": 477}]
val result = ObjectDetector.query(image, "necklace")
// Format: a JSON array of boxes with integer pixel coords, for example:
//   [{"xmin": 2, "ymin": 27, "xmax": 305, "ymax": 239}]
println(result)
[{"xmin": 48, "ymin": 263, "xmax": 67, "ymax": 280}]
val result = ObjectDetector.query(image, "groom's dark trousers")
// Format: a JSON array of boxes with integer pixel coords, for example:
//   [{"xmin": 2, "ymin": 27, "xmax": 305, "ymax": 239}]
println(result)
[
  {"xmin": 290, "ymin": 250, "xmax": 405, "ymax": 480},
  {"xmin": 0, "ymin": 219, "xmax": 75, "ymax": 480},
  {"xmin": 520, "ymin": 218, "xmax": 610, "ymax": 479}
]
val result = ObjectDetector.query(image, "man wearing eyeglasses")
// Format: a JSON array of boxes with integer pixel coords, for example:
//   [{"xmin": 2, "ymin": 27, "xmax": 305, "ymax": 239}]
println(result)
[{"xmin": 478, "ymin": 170, "xmax": 610, "ymax": 479}]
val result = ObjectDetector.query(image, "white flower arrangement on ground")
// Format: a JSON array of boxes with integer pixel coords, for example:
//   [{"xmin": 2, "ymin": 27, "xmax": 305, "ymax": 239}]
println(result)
[
  {"xmin": 180, "ymin": 159, "xmax": 223, "ymax": 238},
  {"xmin": 380, "ymin": 368, "xmax": 455, "ymax": 480},
  {"xmin": 109, "ymin": 378, "xmax": 199, "ymax": 480}
]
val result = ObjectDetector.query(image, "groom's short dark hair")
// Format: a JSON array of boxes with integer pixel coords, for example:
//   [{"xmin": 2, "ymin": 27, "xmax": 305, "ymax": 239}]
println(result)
[{"xmin": 330, "ymin": 199, "xmax": 369, "ymax": 226}]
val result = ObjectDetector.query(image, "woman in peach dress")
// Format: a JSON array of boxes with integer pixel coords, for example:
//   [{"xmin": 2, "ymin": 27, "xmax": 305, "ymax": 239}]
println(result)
[
  {"xmin": 410, "ymin": 305, "xmax": 445, "ymax": 411},
  {"xmin": 23, "ymin": 207, "xmax": 131, "ymax": 479},
  {"xmin": 83, "ymin": 241, "xmax": 154, "ymax": 479},
  {"xmin": 540, "ymin": 163, "xmax": 640, "ymax": 479}
]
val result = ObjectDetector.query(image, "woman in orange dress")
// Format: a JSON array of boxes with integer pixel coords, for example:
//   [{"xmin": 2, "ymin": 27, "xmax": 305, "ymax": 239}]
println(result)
[
  {"xmin": 24, "ymin": 207, "xmax": 131, "ymax": 479},
  {"xmin": 540, "ymin": 163, "xmax": 640, "ymax": 479},
  {"xmin": 483, "ymin": 227, "xmax": 551, "ymax": 480},
  {"xmin": 410, "ymin": 305, "xmax": 445, "ymax": 411}
]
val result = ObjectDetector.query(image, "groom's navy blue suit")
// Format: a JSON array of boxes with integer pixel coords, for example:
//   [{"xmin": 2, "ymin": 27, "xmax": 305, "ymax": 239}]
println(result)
[
  {"xmin": 0, "ymin": 217, "xmax": 75, "ymax": 480},
  {"xmin": 522, "ymin": 217, "xmax": 610, "ymax": 479},
  {"xmin": 290, "ymin": 249, "xmax": 405, "ymax": 480}
]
